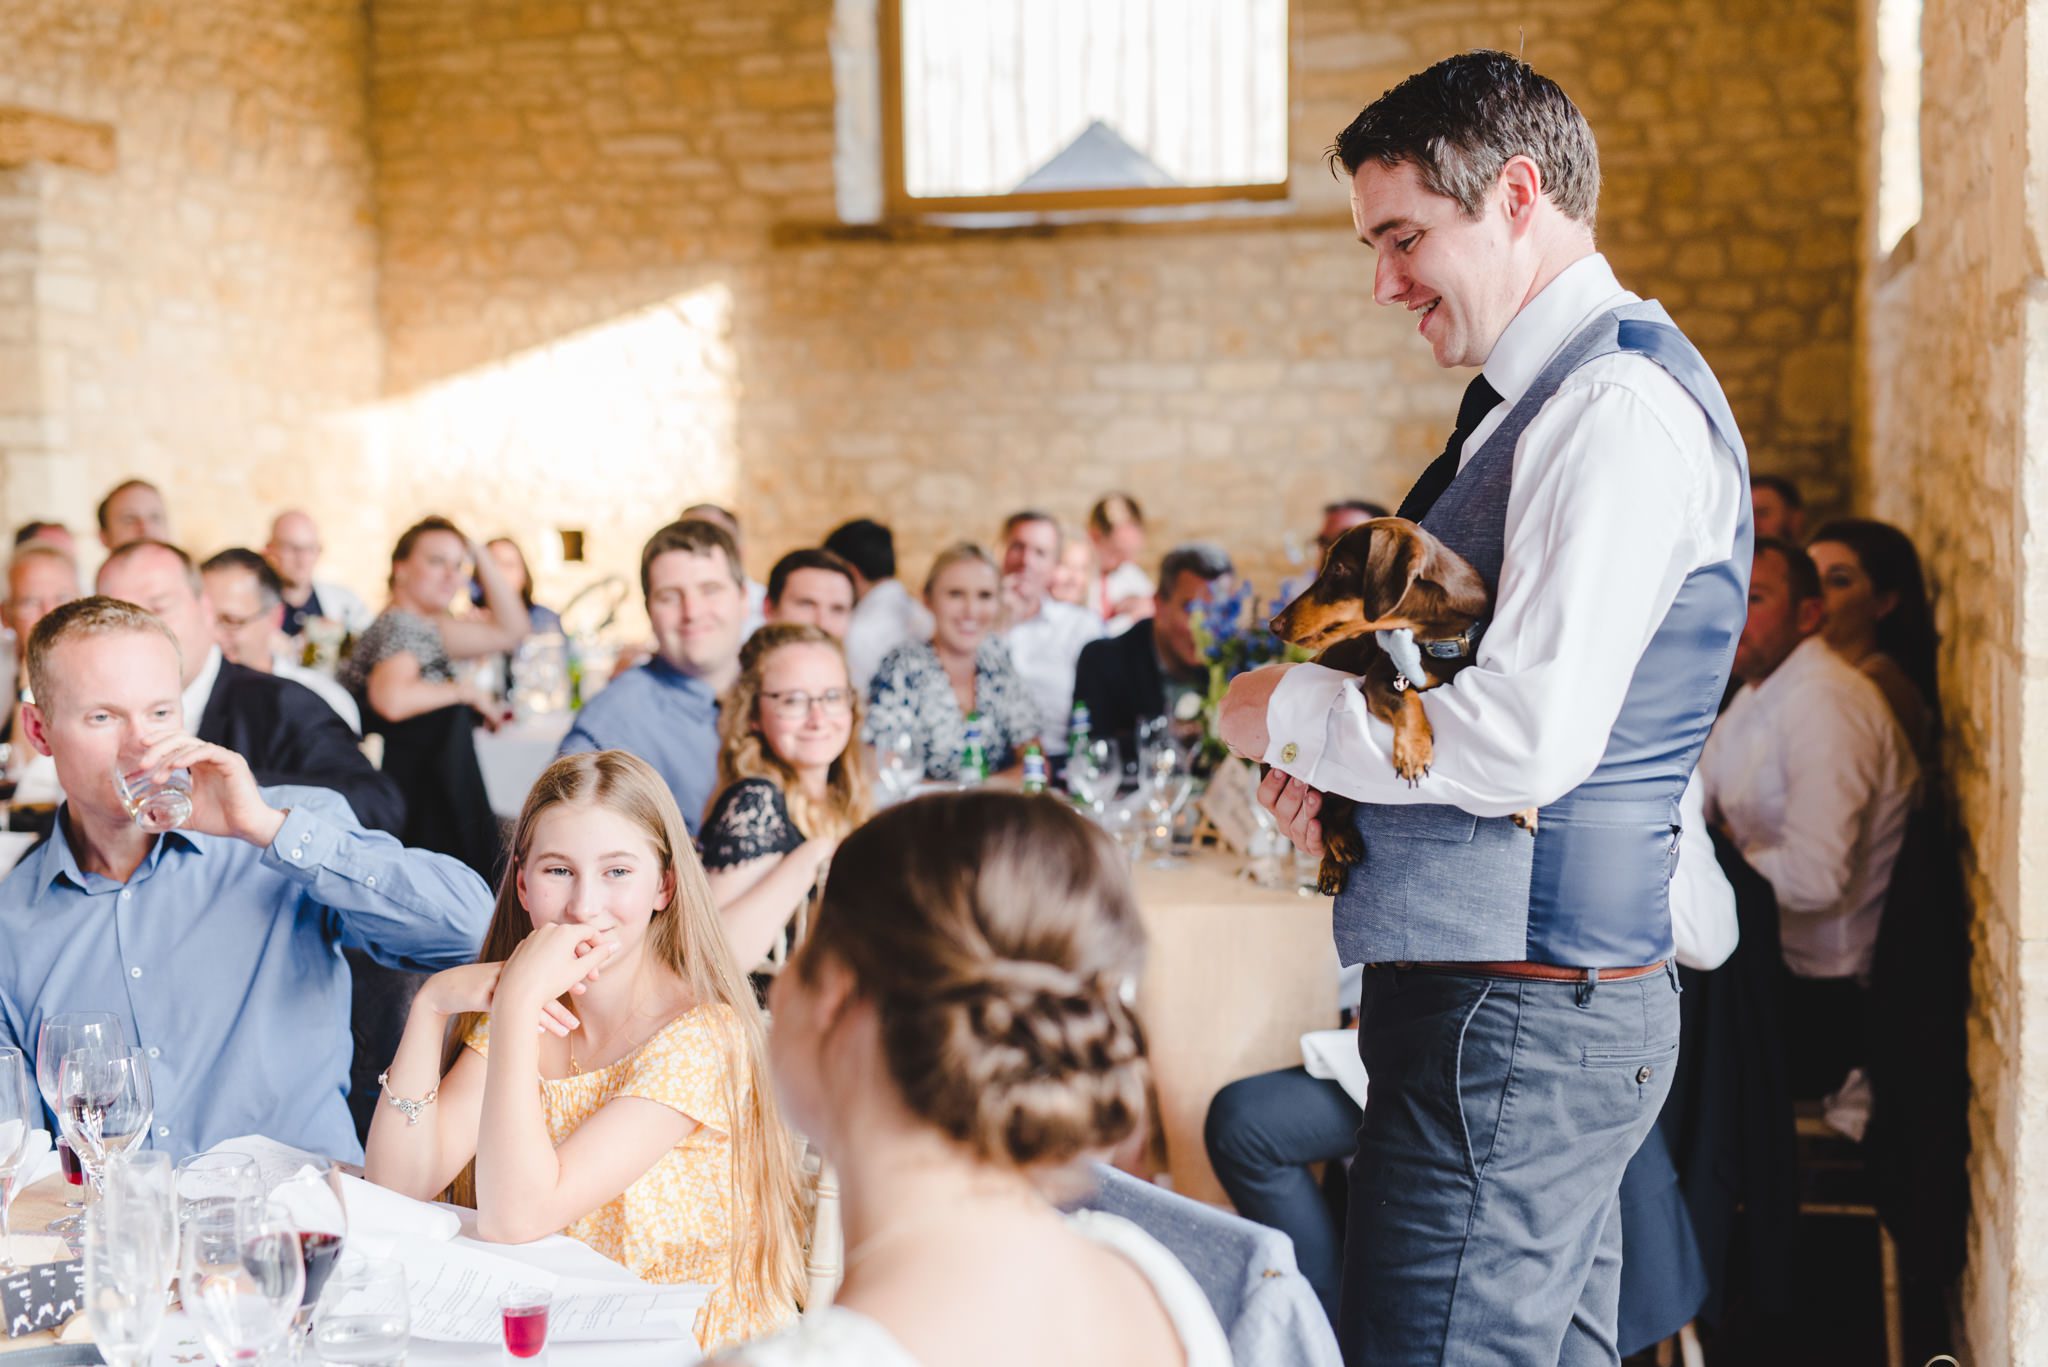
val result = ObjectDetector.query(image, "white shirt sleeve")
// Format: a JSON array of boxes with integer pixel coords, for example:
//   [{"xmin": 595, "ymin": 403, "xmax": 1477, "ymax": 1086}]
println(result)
[
  {"xmin": 1264, "ymin": 366, "xmax": 1730, "ymax": 818},
  {"xmin": 1736, "ymin": 679, "xmax": 1903, "ymax": 917},
  {"xmin": 1670, "ymin": 770, "xmax": 1737, "ymax": 971}
]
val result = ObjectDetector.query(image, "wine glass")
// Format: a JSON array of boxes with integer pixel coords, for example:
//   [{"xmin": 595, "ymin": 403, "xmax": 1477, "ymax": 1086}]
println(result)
[
  {"xmin": 872, "ymin": 728, "xmax": 920, "ymax": 805},
  {"xmin": 183, "ymin": 1198, "xmax": 304, "ymax": 1367},
  {"xmin": 35, "ymin": 1012, "xmax": 124, "ymax": 1235},
  {"xmin": 1140, "ymin": 740, "xmax": 1195, "ymax": 867},
  {"xmin": 0, "ymin": 1048, "xmax": 32, "ymax": 1269},
  {"xmin": 84, "ymin": 1178, "xmax": 172, "ymax": 1367},
  {"xmin": 57, "ymin": 1048, "xmax": 154, "ymax": 1197},
  {"xmin": 1066, "ymin": 738, "xmax": 1122, "ymax": 819},
  {"xmin": 312, "ymin": 1257, "xmax": 410, "ymax": 1367},
  {"xmin": 273, "ymin": 1158, "xmax": 349, "ymax": 1360},
  {"xmin": 105, "ymin": 1150, "xmax": 177, "ymax": 1293}
]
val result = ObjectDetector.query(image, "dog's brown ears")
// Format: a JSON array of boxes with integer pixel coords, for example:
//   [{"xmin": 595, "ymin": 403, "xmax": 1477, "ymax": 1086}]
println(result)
[{"xmin": 1361, "ymin": 521, "xmax": 1424, "ymax": 622}]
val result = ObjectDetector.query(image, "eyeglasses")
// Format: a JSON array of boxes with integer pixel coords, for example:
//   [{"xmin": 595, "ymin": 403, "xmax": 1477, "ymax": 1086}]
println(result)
[{"xmin": 761, "ymin": 688, "xmax": 854, "ymax": 719}]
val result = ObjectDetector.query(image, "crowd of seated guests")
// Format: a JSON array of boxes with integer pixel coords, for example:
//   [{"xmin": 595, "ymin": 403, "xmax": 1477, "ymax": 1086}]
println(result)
[{"xmin": 0, "ymin": 465, "xmax": 1968, "ymax": 1360}]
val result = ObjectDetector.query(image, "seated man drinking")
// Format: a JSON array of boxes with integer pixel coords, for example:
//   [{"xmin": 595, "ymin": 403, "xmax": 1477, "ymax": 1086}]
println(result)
[{"xmin": 0, "ymin": 596, "xmax": 493, "ymax": 1160}]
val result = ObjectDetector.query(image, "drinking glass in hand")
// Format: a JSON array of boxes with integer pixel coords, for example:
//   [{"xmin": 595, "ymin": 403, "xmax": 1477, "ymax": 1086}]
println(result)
[
  {"xmin": 85, "ymin": 1182, "xmax": 172, "ymax": 1367},
  {"xmin": 312, "ymin": 1258, "xmax": 409, "ymax": 1367},
  {"xmin": 35, "ymin": 1012, "xmax": 125, "ymax": 1235},
  {"xmin": 57, "ymin": 1049, "xmax": 154, "ymax": 1195},
  {"xmin": 183, "ymin": 1199, "xmax": 303, "ymax": 1367},
  {"xmin": 112, "ymin": 759, "xmax": 193, "ymax": 833},
  {"xmin": 0, "ymin": 1048, "xmax": 32, "ymax": 1269}
]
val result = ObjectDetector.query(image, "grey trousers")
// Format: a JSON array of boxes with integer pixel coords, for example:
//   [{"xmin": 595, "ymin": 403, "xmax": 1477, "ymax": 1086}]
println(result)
[{"xmin": 1337, "ymin": 964, "xmax": 1680, "ymax": 1366}]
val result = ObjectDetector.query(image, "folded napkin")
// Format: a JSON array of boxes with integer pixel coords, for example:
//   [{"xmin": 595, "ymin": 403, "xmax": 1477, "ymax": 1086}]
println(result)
[
  {"xmin": 1301, "ymin": 1030, "xmax": 1368, "ymax": 1110},
  {"xmin": 339, "ymin": 1171, "xmax": 460, "ymax": 1243}
]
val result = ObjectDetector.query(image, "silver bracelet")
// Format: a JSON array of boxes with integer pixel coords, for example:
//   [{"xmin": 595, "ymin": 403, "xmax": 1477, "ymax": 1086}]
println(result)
[{"xmin": 376, "ymin": 1070, "xmax": 439, "ymax": 1125}]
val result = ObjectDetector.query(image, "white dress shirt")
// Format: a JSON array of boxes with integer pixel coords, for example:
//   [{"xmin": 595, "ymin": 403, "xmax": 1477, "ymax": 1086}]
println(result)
[
  {"xmin": 310, "ymin": 578, "xmax": 374, "ymax": 636},
  {"xmin": 1001, "ymin": 597, "xmax": 1102, "ymax": 756},
  {"xmin": 1697, "ymin": 636, "xmax": 1918, "ymax": 980},
  {"xmin": 181, "ymin": 644, "xmax": 224, "ymax": 731},
  {"xmin": 1671, "ymin": 770, "xmax": 1737, "ymax": 971},
  {"xmin": 276, "ymin": 656, "xmax": 363, "ymax": 735},
  {"xmin": 743, "ymin": 577, "xmax": 768, "ymax": 639},
  {"xmin": 1101, "ymin": 560, "xmax": 1156, "ymax": 636},
  {"xmin": 844, "ymin": 578, "xmax": 931, "ymax": 695},
  {"xmin": 1263, "ymin": 253, "xmax": 1745, "ymax": 817}
]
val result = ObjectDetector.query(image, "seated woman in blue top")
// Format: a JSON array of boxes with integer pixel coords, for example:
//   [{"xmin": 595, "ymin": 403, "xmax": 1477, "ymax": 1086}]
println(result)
[
  {"xmin": 863, "ymin": 544, "xmax": 1039, "ymax": 782},
  {"xmin": 699, "ymin": 624, "xmax": 873, "ymax": 972},
  {"xmin": 0, "ymin": 595, "xmax": 492, "ymax": 1160}
]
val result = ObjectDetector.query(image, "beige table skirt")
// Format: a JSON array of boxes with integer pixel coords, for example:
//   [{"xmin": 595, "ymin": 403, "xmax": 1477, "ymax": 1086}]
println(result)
[{"xmin": 1130, "ymin": 850, "xmax": 1339, "ymax": 1206}]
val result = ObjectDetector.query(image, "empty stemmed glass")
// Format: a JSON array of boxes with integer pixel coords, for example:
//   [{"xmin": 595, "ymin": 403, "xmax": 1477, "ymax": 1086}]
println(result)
[
  {"xmin": 85, "ymin": 1167, "xmax": 174, "ymax": 1367},
  {"xmin": 57, "ymin": 1048, "xmax": 154, "ymax": 1198},
  {"xmin": 872, "ymin": 729, "xmax": 920, "ymax": 805},
  {"xmin": 0, "ymin": 1047, "xmax": 32, "ymax": 1270},
  {"xmin": 1066, "ymin": 739, "xmax": 1123, "ymax": 822},
  {"xmin": 1139, "ymin": 737, "xmax": 1195, "ymax": 866},
  {"xmin": 35, "ymin": 1011, "xmax": 124, "ymax": 1236}
]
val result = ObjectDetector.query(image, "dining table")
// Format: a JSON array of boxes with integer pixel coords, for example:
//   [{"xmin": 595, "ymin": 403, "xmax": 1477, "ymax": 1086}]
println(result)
[{"xmin": 1127, "ymin": 847, "xmax": 1340, "ymax": 1206}]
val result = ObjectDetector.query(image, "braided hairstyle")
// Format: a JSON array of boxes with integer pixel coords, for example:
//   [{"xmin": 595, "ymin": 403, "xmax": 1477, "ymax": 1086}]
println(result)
[{"xmin": 794, "ymin": 789, "xmax": 1149, "ymax": 1168}]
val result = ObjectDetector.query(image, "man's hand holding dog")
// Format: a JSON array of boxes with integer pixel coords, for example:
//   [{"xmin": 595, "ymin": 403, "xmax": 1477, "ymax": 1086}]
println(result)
[{"xmin": 1219, "ymin": 664, "xmax": 1327, "ymax": 857}]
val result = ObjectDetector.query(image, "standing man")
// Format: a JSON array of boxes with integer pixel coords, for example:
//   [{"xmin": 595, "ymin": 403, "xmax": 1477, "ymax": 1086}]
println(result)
[
  {"xmin": 266, "ymin": 510, "xmax": 374, "ymax": 640},
  {"xmin": 1218, "ymin": 53, "xmax": 1750, "ymax": 1364}
]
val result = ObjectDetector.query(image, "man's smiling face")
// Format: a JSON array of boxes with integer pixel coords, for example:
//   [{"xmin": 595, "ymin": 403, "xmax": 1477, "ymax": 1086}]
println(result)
[{"xmin": 1351, "ymin": 158, "xmax": 1522, "ymax": 370}]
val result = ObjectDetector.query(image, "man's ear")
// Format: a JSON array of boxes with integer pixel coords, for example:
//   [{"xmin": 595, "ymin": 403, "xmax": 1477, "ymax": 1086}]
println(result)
[
  {"xmin": 1798, "ymin": 596, "xmax": 1827, "ymax": 637},
  {"xmin": 1500, "ymin": 154, "xmax": 1543, "ymax": 231},
  {"xmin": 20, "ymin": 702, "xmax": 53, "ymax": 759},
  {"xmin": 1361, "ymin": 526, "xmax": 1424, "ymax": 623}
]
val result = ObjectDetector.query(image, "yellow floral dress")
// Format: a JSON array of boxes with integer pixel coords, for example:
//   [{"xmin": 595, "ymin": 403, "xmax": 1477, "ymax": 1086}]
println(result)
[{"xmin": 464, "ymin": 1004, "xmax": 796, "ymax": 1351}]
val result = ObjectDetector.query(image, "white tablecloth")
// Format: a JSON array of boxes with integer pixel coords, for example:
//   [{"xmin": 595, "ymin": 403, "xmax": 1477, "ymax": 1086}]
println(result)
[{"xmin": 475, "ymin": 712, "xmax": 576, "ymax": 819}]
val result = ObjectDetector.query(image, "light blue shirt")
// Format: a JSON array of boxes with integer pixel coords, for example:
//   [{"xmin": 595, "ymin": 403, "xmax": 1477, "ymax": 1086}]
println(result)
[
  {"xmin": 0, "ymin": 786, "xmax": 492, "ymax": 1162},
  {"xmin": 558, "ymin": 657, "xmax": 721, "ymax": 834}
]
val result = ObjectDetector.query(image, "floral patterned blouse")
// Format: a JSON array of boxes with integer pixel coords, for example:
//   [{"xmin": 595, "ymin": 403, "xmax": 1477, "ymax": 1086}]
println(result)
[
  {"xmin": 863, "ymin": 638, "xmax": 1039, "ymax": 780},
  {"xmin": 463, "ymin": 1005, "xmax": 796, "ymax": 1352}
]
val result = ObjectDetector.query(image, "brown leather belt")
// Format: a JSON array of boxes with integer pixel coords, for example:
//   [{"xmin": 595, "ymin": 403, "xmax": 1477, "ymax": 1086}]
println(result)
[{"xmin": 1393, "ymin": 959, "xmax": 1668, "ymax": 983}]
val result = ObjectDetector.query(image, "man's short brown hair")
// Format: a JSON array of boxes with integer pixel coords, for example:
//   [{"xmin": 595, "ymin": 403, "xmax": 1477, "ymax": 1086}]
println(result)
[
  {"xmin": 1329, "ymin": 50, "xmax": 1601, "ymax": 226},
  {"xmin": 26, "ymin": 595, "xmax": 179, "ymax": 709},
  {"xmin": 99, "ymin": 539, "xmax": 202, "ymax": 596},
  {"xmin": 95, "ymin": 478, "xmax": 162, "ymax": 533},
  {"xmin": 640, "ymin": 519, "xmax": 743, "ymax": 598}
]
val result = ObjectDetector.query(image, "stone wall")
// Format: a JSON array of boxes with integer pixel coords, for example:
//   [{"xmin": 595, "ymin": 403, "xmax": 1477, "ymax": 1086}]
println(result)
[
  {"xmin": 1858, "ymin": 0, "xmax": 2046, "ymax": 1359},
  {"xmin": 365, "ymin": 0, "xmax": 1861, "ymax": 611},
  {"xmin": 0, "ymin": 0, "xmax": 383, "ymax": 577}
]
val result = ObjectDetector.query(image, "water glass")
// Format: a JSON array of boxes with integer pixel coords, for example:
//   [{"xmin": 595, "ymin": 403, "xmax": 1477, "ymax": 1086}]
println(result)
[
  {"xmin": 872, "ymin": 728, "xmax": 920, "ymax": 804},
  {"xmin": 0, "ymin": 1048, "xmax": 32, "ymax": 1269},
  {"xmin": 183, "ymin": 1199, "xmax": 304, "ymax": 1367},
  {"xmin": 103, "ymin": 1150, "xmax": 177, "ymax": 1285},
  {"xmin": 112, "ymin": 760, "xmax": 193, "ymax": 833},
  {"xmin": 500, "ymin": 1286, "xmax": 552, "ymax": 1364},
  {"xmin": 1066, "ymin": 739, "xmax": 1122, "ymax": 818},
  {"xmin": 312, "ymin": 1258, "xmax": 410, "ymax": 1367},
  {"xmin": 85, "ymin": 1184, "xmax": 172, "ymax": 1367}
]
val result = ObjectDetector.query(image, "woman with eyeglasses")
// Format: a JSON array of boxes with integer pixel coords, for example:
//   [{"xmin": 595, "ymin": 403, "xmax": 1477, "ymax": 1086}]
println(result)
[{"xmin": 700, "ymin": 624, "xmax": 874, "ymax": 971}]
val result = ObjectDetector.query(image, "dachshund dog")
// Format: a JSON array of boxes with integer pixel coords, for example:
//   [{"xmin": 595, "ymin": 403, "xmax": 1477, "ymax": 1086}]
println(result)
[{"xmin": 1270, "ymin": 518, "xmax": 1535, "ymax": 896}]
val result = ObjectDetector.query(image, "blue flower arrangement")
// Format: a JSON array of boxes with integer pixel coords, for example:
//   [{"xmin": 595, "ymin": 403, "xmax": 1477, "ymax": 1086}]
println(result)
[{"xmin": 1188, "ymin": 581, "xmax": 1313, "ymax": 761}]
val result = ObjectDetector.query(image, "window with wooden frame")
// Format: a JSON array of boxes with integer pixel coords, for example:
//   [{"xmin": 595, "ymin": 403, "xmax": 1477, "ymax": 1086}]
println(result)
[{"xmin": 879, "ymin": 0, "xmax": 1290, "ymax": 217}]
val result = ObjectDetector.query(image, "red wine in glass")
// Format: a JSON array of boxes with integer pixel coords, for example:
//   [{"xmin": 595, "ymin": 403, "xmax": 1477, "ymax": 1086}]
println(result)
[
  {"xmin": 501, "ymin": 1302, "xmax": 549, "ymax": 1359},
  {"xmin": 298, "ymin": 1230, "xmax": 346, "ymax": 1306},
  {"xmin": 56, "ymin": 1138, "xmax": 82, "ymax": 1186}
]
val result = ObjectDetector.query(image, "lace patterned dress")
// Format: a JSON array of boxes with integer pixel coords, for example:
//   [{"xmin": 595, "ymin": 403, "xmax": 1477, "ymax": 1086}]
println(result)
[{"xmin": 700, "ymin": 778, "xmax": 806, "ymax": 872}]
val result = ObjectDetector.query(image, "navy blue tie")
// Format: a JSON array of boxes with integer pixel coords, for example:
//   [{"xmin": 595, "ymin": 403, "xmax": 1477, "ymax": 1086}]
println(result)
[{"xmin": 1395, "ymin": 372, "xmax": 1504, "ymax": 523}]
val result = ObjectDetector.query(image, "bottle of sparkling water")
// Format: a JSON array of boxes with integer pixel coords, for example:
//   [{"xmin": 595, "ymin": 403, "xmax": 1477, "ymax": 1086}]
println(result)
[
  {"xmin": 1021, "ymin": 741, "xmax": 1048, "ymax": 794},
  {"xmin": 1067, "ymin": 702, "xmax": 1092, "ymax": 757},
  {"xmin": 958, "ymin": 712, "xmax": 990, "ymax": 786}
]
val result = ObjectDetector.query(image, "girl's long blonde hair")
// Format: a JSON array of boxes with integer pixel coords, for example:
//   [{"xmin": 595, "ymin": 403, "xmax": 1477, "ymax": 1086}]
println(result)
[
  {"xmin": 445, "ymin": 750, "xmax": 808, "ymax": 1312},
  {"xmin": 713, "ymin": 624, "xmax": 873, "ymax": 843}
]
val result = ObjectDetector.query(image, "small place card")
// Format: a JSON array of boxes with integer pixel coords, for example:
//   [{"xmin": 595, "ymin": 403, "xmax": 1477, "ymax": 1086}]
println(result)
[
  {"xmin": 3, "ymin": 1258, "xmax": 84, "ymax": 1338},
  {"xmin": 1198, "ymin": 758, "xmax": 1264, "ymax": 854}
]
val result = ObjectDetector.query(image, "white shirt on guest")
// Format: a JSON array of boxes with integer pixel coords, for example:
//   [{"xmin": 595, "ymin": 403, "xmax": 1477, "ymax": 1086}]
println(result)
[
  {"xmin": 181, "ymin": 644, "xmax": 224, "ymax": 731},
  {"xmin": 1262, "ymin": 253, "xmax": 1745, "ymax": 818},
  {"xmin": 1001, "ymin": 596, "xmax": 1102, "ymax": 756},
  {"xmin": 743, "ymin": 578, "xmax": 769, "ymax": 640},
  {"xmin": 1102, "ymin": 560, "xmax": 1156, "ymax": 636},
  {"xmin": 308, "ymin": 578, "xmax": 374, "ymax": 636},
  {"xmin": 1671, "ymin": 770, "xmax": 1737, "ymax": 971},
  {"xmin": 275, "ymin": 655, "xmax": 363, "ymax": 735},
  {"xmin": 1697, "ymin": 636, "xmax": 1918, "ymax": 980},
  {"xmin": 844, "ymin": 579, "xmax": 931, "ymax": 695}
]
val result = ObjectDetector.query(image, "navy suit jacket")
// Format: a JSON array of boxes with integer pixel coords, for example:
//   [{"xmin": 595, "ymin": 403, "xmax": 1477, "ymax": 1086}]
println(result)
[{"xmin": 197, "ymin": 661, "xmax": 405, "ymax": 834}]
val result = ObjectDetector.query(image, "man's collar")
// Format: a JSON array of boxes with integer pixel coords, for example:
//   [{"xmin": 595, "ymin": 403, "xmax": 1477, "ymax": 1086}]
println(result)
[
  {"xmin": 181, "ymin": 645, "xmax": 224, "ymax": 729},
  {"xmin": 645, "ymin": 654, "xmax": 723, "ymax": 701},
  {"xmin": 29, "ymin": 805, "xmax": 205, "ymax": 901},
  {"xmin": 1480, "ymin": 253, "xmax": 1635, "ymax": 408}
]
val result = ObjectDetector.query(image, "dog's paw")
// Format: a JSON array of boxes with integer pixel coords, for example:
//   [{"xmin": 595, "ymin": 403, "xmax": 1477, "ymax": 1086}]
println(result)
[
  {"xmin": 1510, "ymin": 808, "xmax": 1539, "ymax": 835},
  {"xmin": 1391, "ymin": 739, "xmax": 1433, "ymax": 784}
]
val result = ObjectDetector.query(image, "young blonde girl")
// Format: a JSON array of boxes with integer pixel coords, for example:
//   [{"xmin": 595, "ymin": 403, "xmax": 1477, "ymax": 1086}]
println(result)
[
  {"xmin": 364, "ymin": 750, "xmax": 807, "ymax": 1351},
  {"xmin": 700, "ymin": 624, "xmax": 873, "ymax": 970}
]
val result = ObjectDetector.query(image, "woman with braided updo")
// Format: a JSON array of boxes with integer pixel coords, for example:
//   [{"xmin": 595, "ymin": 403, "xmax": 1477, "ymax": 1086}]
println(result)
[{"xmin": 712, "ymin": 790, "xmax": 1228, "ymax": 1367}]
